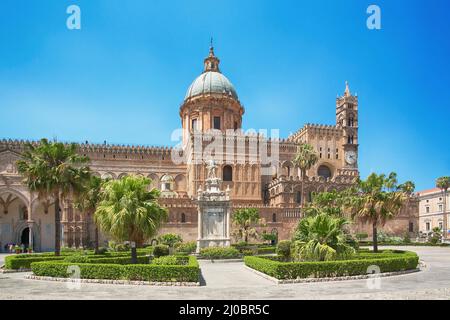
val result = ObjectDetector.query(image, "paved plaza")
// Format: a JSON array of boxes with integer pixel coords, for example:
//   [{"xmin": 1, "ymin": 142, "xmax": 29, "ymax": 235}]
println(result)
[{"xmin": 1, "ymin": 246, "xmax": 450, "ymax": 300}]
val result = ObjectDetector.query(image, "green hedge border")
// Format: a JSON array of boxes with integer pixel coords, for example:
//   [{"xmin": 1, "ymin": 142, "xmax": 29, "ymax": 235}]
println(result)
[
  {"xmin": 30, "ymin": 256, "xmax": 200, "ymax": 283},
  {"xmin": 244, "ymin": 251, "xmax": 419, "ymax": 280},
  {"xmin": 4, "ymin": 251, "xmax": 151, "ymax": 270}
]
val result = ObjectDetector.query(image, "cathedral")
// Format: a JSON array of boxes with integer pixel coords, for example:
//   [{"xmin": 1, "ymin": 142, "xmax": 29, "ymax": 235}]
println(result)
[{"xmin": 0, "ymin": 46, "xmax": 417, "ymax": 251}]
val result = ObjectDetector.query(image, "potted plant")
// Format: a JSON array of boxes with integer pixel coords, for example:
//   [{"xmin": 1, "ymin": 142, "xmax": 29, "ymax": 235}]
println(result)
[
  {"xmin": 14, "ymin": 245, "xmax": 21, "ymax": 254},
  {"xmin": 27, "ymin": 247, "xmax": 33, "ymax": 254}
]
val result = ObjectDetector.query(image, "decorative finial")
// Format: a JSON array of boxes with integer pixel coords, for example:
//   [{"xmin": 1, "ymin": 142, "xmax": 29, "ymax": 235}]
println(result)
[{"xmin": 344, "ymin": 81, "xmax": 351, "ymax": 97}]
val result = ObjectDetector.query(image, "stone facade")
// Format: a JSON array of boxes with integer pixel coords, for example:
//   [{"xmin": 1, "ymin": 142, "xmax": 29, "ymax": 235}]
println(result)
[
  {"xmin": 0, "ymin": 46, "xmax": 419, "ymax": 251},
  {"xmin": 417, "ymin": 188, "xmax": 450, "ymax": 236}
]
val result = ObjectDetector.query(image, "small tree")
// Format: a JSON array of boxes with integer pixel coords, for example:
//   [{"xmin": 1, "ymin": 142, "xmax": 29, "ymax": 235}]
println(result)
[
  {"xmin": 232, "ymin": 208, "xmax": 265, "ymax": 243},
  {"xmin": 292, "ymin": 212, "xmax": 355, "ymax": 261},
  {"xmin": 95, "ymin": 175, "xmax": 168, "ymax": 263},
  {"xmin": 436, "ymin": 177, "xmax": 450, "ymax": 240},
  {"xmin": 348, "ymin": 172, "xmax": 408, "ymax": 252},
  {"xmin": 74, "ymin": 175, "xmax": 104, "ymax": 254},
  {"xmin": 292, "ymin": 144, "xmax": 319, "ymax": 207}
]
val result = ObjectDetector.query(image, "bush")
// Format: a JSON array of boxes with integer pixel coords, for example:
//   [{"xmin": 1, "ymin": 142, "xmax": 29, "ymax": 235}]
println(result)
[
  {"xmin": 5, "ymin": 255, "xmax": 66, "ymax": 270},
  {"xmin": 152, "ymin": 255, "xmax": 189, "ymax": 266},
  {"xmin": 355, "ymin": 233, "xmax": 369, "ymax": 241},
  {"xmin": 157, "ymin": 233, "xmax": 183, "ymax": 248},
  {"xmin": 97, "ymin": 247, "xmax": 108, "ymax": 255},
  {"xmin": 64, "ymin": 254, "xmax": 90, "ymax": 263},
  {"xmin": 31, "ymin": 256, "xmax": 200, "ymax": 282},
  {"xmin": 199, "ymin": 247, "xmax": 241, "ymax": 260},
  {"xmin": 276, "ymin": 240, "xmax": 292, "ymax": 260},
  {"xmin": 174, "ymin": 241, "xmax": 197, "ymax": 255},
  {"xmin": 153, "ymin": 244, "xmax": 170, "ymax": 258},
  {"xmin": 244, "ymin": 250, "xmax": 419, "ymax": 280}
]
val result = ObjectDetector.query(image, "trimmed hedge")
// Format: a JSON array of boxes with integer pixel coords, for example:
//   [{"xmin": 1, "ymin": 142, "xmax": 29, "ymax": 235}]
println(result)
[
  {"xmin": 5, "ymin": 255, "xmax": 66, "ymax": 270},
  {"xmin": 152, "ymin": 255, "xmax": 189, "ymax": 266},
  {"xmin": 199, "ymin": 247, "xmax": 241, "ymax": 259},
  {"xmin": 359, "ymin": 241, "xmax": 450, "ymax": 247},
  {"xmin": 244, "ymin": 250, "xmax": 419, "ymax": 280},
  {"xmin": 30, "ymin": 256, "xmax": 199, "ymax": 282},
  {"xmin": 4, "ymin": 251, "xmax": 151, "ymax": 270}
]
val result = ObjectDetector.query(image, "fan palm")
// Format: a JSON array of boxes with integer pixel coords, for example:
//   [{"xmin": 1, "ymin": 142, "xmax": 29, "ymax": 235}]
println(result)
[
  {"xmin": 292, "ymin": 143, "xmax": 319, "ymax": 206},
  {"xmin": 74, "ymin": 175, "xmax": 104, "ymax": 254},
  {"xmin": 16, "ymin": 138, "xmax": 90, "ymax": 255},
  {"xmin": 398, "ymin": 181, "xmax": 415, "ymax": 195},
  {"xmin": 350, "ymin": 173, "xmax": 407, "ymax": 252},
  {"xmin": 292, "ymin": 212, "xmax": 355, "ymax": 261},
  {"xmin": 231, "ymin": 208, "xmax": 264, "ymax": 243},
  {"xmin": 95, "ymin": 175, "xmax": 168, "ymax": 263},
  {"xmin": 436, "ymin": 177, "xmax": 450, "ymax": 240}
]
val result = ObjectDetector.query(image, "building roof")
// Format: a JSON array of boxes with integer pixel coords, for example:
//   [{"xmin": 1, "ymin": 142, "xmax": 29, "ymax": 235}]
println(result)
[
  {"xmin": 417, "ymin": 187, "xmax": 442, "ymax": 196},
  {"xmin": 184, "ymin": 71, "xmax": 238, "ymax": 101},
  {"xmin": 184, "ymin": 46, "xmax": 238, "ymax": 102}
]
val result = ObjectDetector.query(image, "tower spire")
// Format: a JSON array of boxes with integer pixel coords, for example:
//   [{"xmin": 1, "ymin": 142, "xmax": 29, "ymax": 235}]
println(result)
[
  {"xmin": 344, "ymin": 81, "xmax": 351, "ymax": 97},
  {"xmin": 204, "ymin": 39, "xmax": 220, "ymax": 73}
]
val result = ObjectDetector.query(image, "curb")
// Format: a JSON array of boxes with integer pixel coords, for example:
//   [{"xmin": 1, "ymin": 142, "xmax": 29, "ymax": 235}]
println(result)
[
  {"xmin": 244, "ymin": 265, "xmax": 422, "ymax": 284},
  {"xmin": 198, "ymin": 258, "xmax": 243, "ymax": 263},
  {"xmin": 25, "ymin": 274, "xmax": 200, "ymax": 287}
]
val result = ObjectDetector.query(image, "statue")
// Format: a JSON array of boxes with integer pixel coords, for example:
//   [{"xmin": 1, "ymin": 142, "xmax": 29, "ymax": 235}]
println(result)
[{"xmin": 206, "ymin": 159, "xmax": 218, "ymax": 180}]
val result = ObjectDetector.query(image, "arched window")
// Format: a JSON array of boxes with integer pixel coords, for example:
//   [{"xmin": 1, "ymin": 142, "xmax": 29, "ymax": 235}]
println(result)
[
  {"xmin": 223, "ymin": 165, "xmax": 233, "ymax": 182},
  {"xmin": 181, "ymin": 213, "xmax": 186, "ymax": 223},
  {"xmin": 318, "ymin": 165, "xmax": 332, "ymax": 179},
  {"xmin": 272, "ymin": 213, "xmax": 277, "ymax": 223},
  {"xmin": 295, "ymin": 191, "xmax": 302, "ymax": 204}
]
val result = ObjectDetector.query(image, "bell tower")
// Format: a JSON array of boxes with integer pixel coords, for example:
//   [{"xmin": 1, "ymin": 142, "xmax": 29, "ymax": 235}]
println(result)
[{"xmin": 336, "ymin": 81, "xmax": 359, "ymax": 170}]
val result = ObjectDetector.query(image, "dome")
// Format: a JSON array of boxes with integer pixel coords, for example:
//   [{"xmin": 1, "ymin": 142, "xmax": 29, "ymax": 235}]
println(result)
[{"xmin": 184, "ymin": 71, "xmax": 238, "ymax": 101}]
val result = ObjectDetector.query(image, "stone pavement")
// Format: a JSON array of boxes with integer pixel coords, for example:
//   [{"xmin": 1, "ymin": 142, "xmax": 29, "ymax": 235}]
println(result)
[{"xmin": 0, "ymin": 247, "xmax": 450, "ymax": 300}]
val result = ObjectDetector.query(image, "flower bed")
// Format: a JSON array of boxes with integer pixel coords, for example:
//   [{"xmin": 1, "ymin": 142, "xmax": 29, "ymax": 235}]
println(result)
[
  {"xmin": 244, "ymin": 250, "xmax": 419, "ymax": 280},
  {"xmin": 30, "ymin": 255, "xmax": 200, "ymax": 283}
]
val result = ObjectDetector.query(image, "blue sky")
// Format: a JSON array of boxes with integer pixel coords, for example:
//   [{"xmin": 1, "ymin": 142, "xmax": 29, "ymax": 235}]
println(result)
[{"xmin": 0, "ymin": 0, "xmax": 449, "ymax": 191}]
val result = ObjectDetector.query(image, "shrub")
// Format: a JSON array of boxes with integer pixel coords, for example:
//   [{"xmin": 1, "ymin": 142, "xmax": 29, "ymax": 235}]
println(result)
[
  {"xmin": 97, "ymin": 247, "xmax": 108, "ymax": 255},
  {"xmin": 276, "ymin": 240, "xmax": 292, "ymax": 260},
  {"xmin": 199, "ymin": 247, "xmax": 241, "ymax": 259},
  {"xmin": 355, "ymin": 233, "xmax": 369, "ymax": 241},
  {"xmin": 244, "ymin": 250, "xmax": 419, "ymax": 280},
  {"xmin": 153, "ymin": 244, "xmax": 170, "ymax": 258},
  {"xmin": 174, "ymin": 241, "xmax": 197, "ymax": 254},
  {"xmin": 5, "ymin": 254, "xmax": 67, "ymax": 270},
  {"xmin": 31, "ymin": 256, "xmax": 199, "ymax": 282},
  {"xmin": 403, "ymin": 232, "xmax": 412, "ymax": 244},
  {"xmin": 64, "ymin": 254, "xmax": 90, "ymax": 263},
  {"xmin": 157, "ymin": 233, "xmax": 183, "ymax": 248},
  {"xmin": 152, "ymin": 255, "xmax": 185, "ymax": 266}
]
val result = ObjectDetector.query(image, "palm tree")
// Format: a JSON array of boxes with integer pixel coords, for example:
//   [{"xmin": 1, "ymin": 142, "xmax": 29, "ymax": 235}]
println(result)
[
  {"xmin": 74, "ymin": 175, "xmax": 104, "ymax": 254},
  {"xmin": 231, "ymin": 208, "xmax": 264, "ymax": 243},
  {"xmin": 398, "ymin": 181, "xmax": 415, "ymax": 195},
  {"xmin": 17, "ymin": 138, "xmax": 90, "ymax": 255},
  {"xmin": 292, "ymin": 212, "xmax": 355, "ymax": 261},
  {"xmin": 385, "ymin": 172, "xmax": 398, "ymax": 191},
  {"xmin": 292, "ymin": 144, "xmax": 319, "ymax": 207},
  {"xmin": 350, "ymin": 173, "xmax": 407, "ymax": 252},
  {"xmin": 95, "ymin": 175, "xmax": 168, "ymax": 263},
  {"xmin": 436, "ymin": 177, "xmax": 450, "ymax": 241}
]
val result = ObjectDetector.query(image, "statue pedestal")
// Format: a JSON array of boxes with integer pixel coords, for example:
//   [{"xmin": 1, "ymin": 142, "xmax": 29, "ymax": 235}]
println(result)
[{"xmin": 196, "ymin": 162, "xmax": 231, "ymax": 253}]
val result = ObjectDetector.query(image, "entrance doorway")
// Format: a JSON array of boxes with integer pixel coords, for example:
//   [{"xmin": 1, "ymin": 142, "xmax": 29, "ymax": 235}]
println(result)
[{"xmin": 21, "ymin": 227, "xmax": 30, "ymax": 248}]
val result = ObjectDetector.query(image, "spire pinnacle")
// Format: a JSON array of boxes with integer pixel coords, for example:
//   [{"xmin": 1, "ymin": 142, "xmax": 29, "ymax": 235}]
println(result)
[
  {"xmin": 204, "ymin": 39, "xmax": 220, "ymax": 73},
  {"xmin": 344, "ymin": 81, "xmax": 351, "ymax": 97}
]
